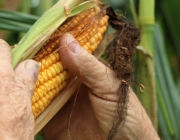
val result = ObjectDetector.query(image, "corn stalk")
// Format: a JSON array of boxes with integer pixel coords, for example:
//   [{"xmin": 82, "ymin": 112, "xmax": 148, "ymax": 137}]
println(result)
[{"xmin": 135, "ymin": 0, "xmax": 157, "ymax": 127}]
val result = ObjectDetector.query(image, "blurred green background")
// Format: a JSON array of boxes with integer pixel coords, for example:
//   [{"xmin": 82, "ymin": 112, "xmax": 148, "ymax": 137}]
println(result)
[{"xmin": 0, "ymin": 0, "xmax": 179, "ymax": 140}]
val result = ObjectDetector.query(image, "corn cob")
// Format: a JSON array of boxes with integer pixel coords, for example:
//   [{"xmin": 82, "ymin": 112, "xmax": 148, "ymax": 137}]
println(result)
[{"xmin": 32, "ymin": 6, "xmax": 109, "ymax": 119}]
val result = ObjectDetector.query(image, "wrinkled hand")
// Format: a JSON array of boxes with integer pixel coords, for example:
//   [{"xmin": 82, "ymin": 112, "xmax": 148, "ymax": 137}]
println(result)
[
  {"xmin": 0, "ymin": 40, "xmax": 39, "ymax": 140},
  {"xmin": 42, "ymin": 34, "xmax": 159, "ymax": 140}
]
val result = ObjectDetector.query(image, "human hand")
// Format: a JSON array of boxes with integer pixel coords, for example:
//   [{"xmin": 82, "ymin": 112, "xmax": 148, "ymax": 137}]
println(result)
[
  {"xmin": 0, "ymin": 40, "xmax": 39, "ymax": 140},
  {"xmin": 42, "ymin": 34, "xmax": 160, "ymax": 140}
]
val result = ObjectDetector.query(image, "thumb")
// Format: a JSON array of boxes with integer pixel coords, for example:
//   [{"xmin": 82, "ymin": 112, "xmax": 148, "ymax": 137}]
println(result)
[
  {"xmin": 14, "ymin": 60, "xmax": 39, "ymax": 98},
  {"xmin": 59, "ymin": 33, "xmax": 120, "ymax": 97}
]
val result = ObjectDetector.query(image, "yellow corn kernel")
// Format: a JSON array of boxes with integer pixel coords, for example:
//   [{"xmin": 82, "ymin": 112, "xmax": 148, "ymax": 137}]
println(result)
[{"xmin": 32, "ymin": 6, "xmax": 109, "ymax": 119}]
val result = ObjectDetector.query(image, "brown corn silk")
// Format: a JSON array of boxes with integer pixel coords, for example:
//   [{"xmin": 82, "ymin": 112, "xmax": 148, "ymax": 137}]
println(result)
[
  {"xmin": 106, "ymin": 7, "xmax": 140, "ymax": 140},
  {"xmin": 31, "ymin": 5, "xmax": 109, "ymax": 119}
]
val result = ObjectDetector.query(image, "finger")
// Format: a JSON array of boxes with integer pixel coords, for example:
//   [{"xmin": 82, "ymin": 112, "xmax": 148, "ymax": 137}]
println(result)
[
  {"xmin": 0, "ymin": 39, "xmax": 13, "ymax": 74},
  {"xmin": 88, "ymin": 90, "xmax": 117, "ymax": 135},
  {"xmin": 14, "ymin": 59, "xmax": 39, "ymax": 99},
  {"xmin": 59, "ymin": 33, "xmax": 120, "ymax": 98}
]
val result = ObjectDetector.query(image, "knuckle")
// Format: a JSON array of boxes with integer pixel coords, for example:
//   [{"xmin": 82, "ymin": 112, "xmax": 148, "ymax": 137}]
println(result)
[
  {"xmin": 0, "ymin": 70, "xmax": 13, "ymax": 80},
  {"xmin": 0, "ymin": 39, "xmax": 9, "ymax": 46},
  {"xmin": 0, "ymin": 42, "xmax": 12, "ymax": 65},
  {"xmin": 0, "ymin": 39, "xmax": 11, "ymax": 54},
  {"xmin": 0, "ymin": 40, "xmax": 10, "ymax": 51},
  {"xmin": 0, "ymin": 63, "xmax": 13, "ymax": 79}
]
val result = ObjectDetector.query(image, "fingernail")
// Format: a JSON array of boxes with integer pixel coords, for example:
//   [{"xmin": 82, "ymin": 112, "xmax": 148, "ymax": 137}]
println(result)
[
  {"xmin": 24, "ymin": 60, "xmax": 39, "ymax": 82},
  {"xmin": 66, "ymin": 34, "xmax": 81, "ymax": 54}
]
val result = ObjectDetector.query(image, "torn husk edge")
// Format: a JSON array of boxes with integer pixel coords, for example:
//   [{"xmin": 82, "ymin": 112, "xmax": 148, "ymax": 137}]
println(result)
[{"xmin": 12, "ymin": 0, "xmax": 97, "ymax": 68}]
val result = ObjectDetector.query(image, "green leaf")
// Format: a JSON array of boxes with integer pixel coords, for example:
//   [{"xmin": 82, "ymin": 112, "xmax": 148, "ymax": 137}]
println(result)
[
  {"xmin": 0, "ymin": 21, "xmax": 29, "ymax": 32},
  {"xmin": 0, "ymin": 18, "xmax": 32, "ymax": 32},
  {"xmin": 0, "ymin": 9, "xmax": 38, "ymax": 24},
  {"xmin": 154, "ymin": 23, "xmax": 180, "ymax": 139}
]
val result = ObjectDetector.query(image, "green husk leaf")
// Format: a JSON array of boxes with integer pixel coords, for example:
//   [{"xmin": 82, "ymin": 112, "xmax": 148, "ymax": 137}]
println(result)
[
  {"xmin": 12, "ymin": 0, "xmax": 97, "ymax": 68},
  {"xmin": 69, "ymin": 1, "xmax": 97, "ymax": 17},
  {"xmin": 26, "ymin": 1, "xmax": 97, "ymax": 60}
]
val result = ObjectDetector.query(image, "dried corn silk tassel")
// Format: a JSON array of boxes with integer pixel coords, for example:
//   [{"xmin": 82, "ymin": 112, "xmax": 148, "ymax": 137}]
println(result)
[{"xmin": 106, "ymin": 7, "xmax": 140, "ymax": 140}]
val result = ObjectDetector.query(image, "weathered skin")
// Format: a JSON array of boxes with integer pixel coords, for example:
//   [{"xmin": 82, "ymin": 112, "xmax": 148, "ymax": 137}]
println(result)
[
  {"xmin": 42, "ymin": 34, "xmax": 160, "ymax": 140},
  {"xmin": 0, "ymin": 39, "xmax": 39, "ymax": 140},
  {"xmin": 0, "ymin": 35, "xmax": 159, "ymax": 140}
]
